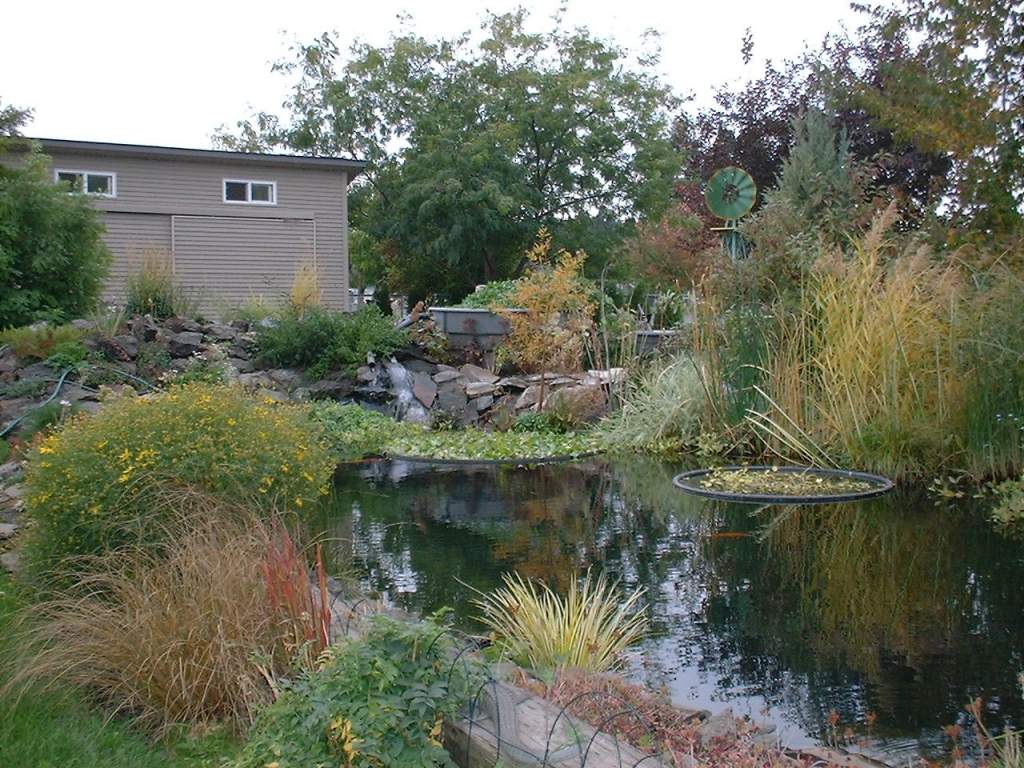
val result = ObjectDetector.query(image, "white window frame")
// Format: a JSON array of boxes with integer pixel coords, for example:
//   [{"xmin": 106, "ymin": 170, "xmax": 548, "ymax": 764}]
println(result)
[
  {"xmin": 54, "ymin": 169, "xmax": 117, "ymax": 198},
  {"xmin": 222, "ymin": 178, "xmax": 277, "ymax": 205}
]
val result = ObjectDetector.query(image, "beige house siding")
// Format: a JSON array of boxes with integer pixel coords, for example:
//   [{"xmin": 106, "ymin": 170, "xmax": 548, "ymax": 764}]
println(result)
[{"xmin": 32, "ymin": 143, "xmax": 358, "ymax": 317}]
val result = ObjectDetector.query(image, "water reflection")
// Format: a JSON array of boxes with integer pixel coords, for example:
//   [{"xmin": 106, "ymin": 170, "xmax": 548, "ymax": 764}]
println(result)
[{"xmin": 315, "ymin": 457, "xmax": 1024, "ymax": 763}]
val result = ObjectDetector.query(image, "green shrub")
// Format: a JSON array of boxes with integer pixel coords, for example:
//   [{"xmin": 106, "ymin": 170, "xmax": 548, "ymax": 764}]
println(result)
[
  {"xmin": 234, "ymin": 614, "xmax": 483, "ymax": 768},
  {"xmin": 257, "ymin": 307, "xmax": 407, "ymax": 379},
  {"xmin": 0, "ymin": 149, "xmax": 111, "ymax": 327},
  {"xmin": 457, "ymin": 279, "xmax": 520, "ymax": 308},
  {"xmin": 512, "ymin": 410, "xmax": 567, "ymax": 434},
  {"xmin": 310, "ymin": 402, "xmax": 407, "ymax": 461},
  {"xmin": 18, "ymin": 401, "xmax": 79, "ymax": 442},
  {"xmin": 23, "ymin": 383, "xmax": 334, "ymax": 576},
  {"xmin": 0, "ymin": 323, "xmax": 84, "ymax": 360},
  {"xmin": 0, "ymin": 439, "xmax": 9, "ymax": 464},
  {"xmin": 45, "ymin": 340, "xmax": 88, "ymax": 369},
  {"xmin": 387, "ymin": 426, "xmax": 598, "ymax": 461}
]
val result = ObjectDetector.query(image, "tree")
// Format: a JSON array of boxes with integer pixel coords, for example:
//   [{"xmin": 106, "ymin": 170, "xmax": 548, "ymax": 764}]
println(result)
[
  {"xmin": 217, "ymin": 10, "xmax": 681, "ymax": 302},
  {"xmin": 858, "ymin": 0, "xmax": 1023, "ymax": 238},
  {"xmin": 0, "ymin": 97, "xmax": 32, "ymax": 137},
  {"xmin": 0, "ymin": 147, "xmax": 111, "ymax": 327}
]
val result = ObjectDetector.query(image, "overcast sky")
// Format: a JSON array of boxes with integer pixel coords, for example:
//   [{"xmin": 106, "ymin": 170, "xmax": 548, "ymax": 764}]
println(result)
[{"xmin": 3, "ymin": 0, "xmax": 863, "ymax": 151}]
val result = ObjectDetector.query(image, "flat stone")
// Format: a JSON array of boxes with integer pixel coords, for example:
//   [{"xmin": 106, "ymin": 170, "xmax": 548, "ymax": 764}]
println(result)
[
  {"xmin": 238, "ymin": 372, "xmax": 273, "ymax": 390},
  {"xmin": 496, "ymin": 376, "xmax": 529, "ymax": 389},
  {"xmin": 0, "ymin": 523, "xmax": 18, "ymax": 540},
  {"xmin": 435, "ymin": 380, "xmax": 468, "ymax": 413},
  {"xmin": 412, "ymin": 372, "xmax": 437, "ymax": 408},
  {"xmin": 71, "ymin": 318, "xmax": 97, "ymax": 331},
  {"xmin": 0, "ymin": 462, "xmax": 21, "ymax": 481},
  {"xmin": 0, "ymin": 352, "xmax": 20, "ymax": 374},
  {"xmin": 459, "ymin": 363, "xmax": 499, "ymax": 385},
  {"xmin": 256, "ymin": 387, "xmax": 288, "ymax": 403},
  {"xmin": 165, "ymin": 317, "xmax": 203, "ymax": 334},
  {"xmin": 168, "ymin": 331, "xmax": 203, "ymax": 358},
  {"xmin": 474, "ymin": 394, "xmax": 494, "ymax": 411},
  {"xmin": 0, "ymin": 551, "xmax": 20, "ymax": 573},
  {"xmin": 465, "ymin": 381, "xmax": 495, "ymax": 397},
  {"xmin": 515, "ymin": 385, "xmax": 541, "ymax": 410},
  {"xmin": 432, "ymin": 370, "xmax": 461, "ymax": 384}
]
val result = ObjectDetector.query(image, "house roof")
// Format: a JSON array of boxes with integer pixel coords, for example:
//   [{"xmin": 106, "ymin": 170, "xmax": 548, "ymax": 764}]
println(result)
[{"xmin": 30, "ymin": 137, "xmax": 367, "ymax": 177}]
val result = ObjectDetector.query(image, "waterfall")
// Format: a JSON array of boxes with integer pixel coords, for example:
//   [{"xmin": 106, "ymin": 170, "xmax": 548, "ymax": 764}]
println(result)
[{"xmin": 385, "ymin": 358, "xmax": 430, "ymax": 424}]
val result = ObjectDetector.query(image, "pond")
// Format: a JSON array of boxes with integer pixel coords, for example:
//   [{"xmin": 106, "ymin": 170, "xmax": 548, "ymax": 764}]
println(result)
[{"xmin": 314, "ymin": 457, "xmax": 1024, "ymax": 765}]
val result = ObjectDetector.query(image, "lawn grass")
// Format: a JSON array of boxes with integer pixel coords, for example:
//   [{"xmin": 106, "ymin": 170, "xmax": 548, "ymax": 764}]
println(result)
[{"xmin": 0, "ymin": 573, "xmax": 239, "ymax": 768}]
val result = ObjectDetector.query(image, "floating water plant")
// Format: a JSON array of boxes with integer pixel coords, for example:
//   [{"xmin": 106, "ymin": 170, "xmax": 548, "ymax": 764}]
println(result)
[{"xmin": 673, "ymin": 465, "xmax": 893, "ymax": 504}]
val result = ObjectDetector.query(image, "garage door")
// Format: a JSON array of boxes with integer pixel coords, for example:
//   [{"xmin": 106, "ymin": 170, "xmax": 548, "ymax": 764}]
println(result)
[{"xmin": 172, "ymin": 216, "xmax": 315, "ymax": 316}]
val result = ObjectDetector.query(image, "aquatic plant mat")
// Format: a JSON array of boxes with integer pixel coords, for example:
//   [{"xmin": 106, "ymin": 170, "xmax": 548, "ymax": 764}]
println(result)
[{"xmin": 673, "ymin": 465, "xmax": 893, "ymax": 504}]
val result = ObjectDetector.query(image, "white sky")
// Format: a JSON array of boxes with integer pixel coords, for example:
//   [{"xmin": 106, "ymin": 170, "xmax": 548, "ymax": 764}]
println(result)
[{"xmin": 2, "ymin": 0, "xmax": 864, "ymax": 150}]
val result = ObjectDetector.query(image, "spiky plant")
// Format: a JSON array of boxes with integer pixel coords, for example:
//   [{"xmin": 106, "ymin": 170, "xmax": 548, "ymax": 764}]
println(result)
[{"xmin": 473, "ymin": 571, "xmax": 648, "ymax": 673}]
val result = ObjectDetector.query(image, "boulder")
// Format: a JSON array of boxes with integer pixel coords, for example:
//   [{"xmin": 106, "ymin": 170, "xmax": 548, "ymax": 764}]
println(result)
[
  {"xmin": 0, "ymin": 522, "xmax": 18, "ymax": 540},
  {"xmin": 267, "ymin": 368, "xmax": 304, "ymax": 390},
  {"xmin": 0, "ymin": 551, "xmax": 20, "ymax": 574},
  {"xmin": 228, "ymin": 357, "xmax": 256, "ymax": 374},
  {"xmin": 435, "ymin": 380, "xmax": 468, "ymax": 414},
  {"xmin": 0, "ymin": 349, "xmax": 20, "ymax": 374},
  {"xmin": 543, "ymin": 384, "xmax": 607, "ymax": 423},
  {"xmin": 111, "ymin": 334, "xmax": 140, "ymax": 360},
  {"xmin": 130, "ymin": 315, "xmax": 161, "ymax": 342},
  {"xmin": 168, "ymin": 331, "xmax": 203, "ymax": 358},
  {"xmin": 474, "ymin": 394, "xmax": 494, "ymax": 412},
  {"xmin": 459, "ymin": 363, "xmax": 499, "ymax": 385},
  {"xmin": 515, "ymin": 385, "xmax": 541, "ymax": 410}
]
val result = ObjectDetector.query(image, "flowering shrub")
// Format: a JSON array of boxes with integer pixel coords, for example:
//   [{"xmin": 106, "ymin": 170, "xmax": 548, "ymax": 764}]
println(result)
[{"xmin": 23, "ymin": 383, "xmax": 333, "ymax": 576}]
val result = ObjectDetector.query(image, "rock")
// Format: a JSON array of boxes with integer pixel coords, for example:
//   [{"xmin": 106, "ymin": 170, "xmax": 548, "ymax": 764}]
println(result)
[
  {"xmin": 515, "ymin": 385, "xmax": 542, "ymax": 410},
  {"xmin": 3, "ymin": 484, "xmax": 25, "ymax": 500},
  {"xmin": 130, "ymin": 315, "xmax": 161, "ymax": 342},
  {"xmin": 0, "ymin": 462, "xmax": 21, "ymax": 481},
  {"xmin": 543, "ymin": 384, "xmax": 607, "ymax": 423},
  {"xmin": 307, "ymin": 378, "xmax": 354, "ymax": 400},
  {"xmin": 291, "ymin": 387, "xmax": 310, "ymax": 402},
  {"xmin": 496, "ymin": 376, "xmax": 529, "ymax": 390},
  {"xmin": 459, "ymin": 363, "xmax": 499, "ymax": 385},
  {"xmin": 165, "ymin": 317, "xmax": 203, "ymax": 334},
  {"xmin": 60, "ymin": 384, "xmax": 99, "ymax": 403},
  {"xmin": 0, "ymin": 523, "xmax": 18, "ymax": 540},
  {"xmin": 435, "ymin": 380, "xmax": 468, "ymax": 413},
  {"xmin": 204, "ymin": 324, "xmax": 238, "ymax": 342},
  {"xmin": 228, "ymin": 357, "xmax": 256, "ymax": 374},
  {"xmin": 412, "ymin": 372, "xmax": 437, "ymax": 408},
  {"xmin": 0, "ymin": 350, "xmax": 20, "ymax": 374},
  {"xmin": 238, "ymin": 372, "xmax": 274, "ymax": 390},
  {"xmin": 71, "ymin": 318, "xmax": 97, "ymax": 331},
  {"xmin": 0, "ymin": 551, "xmax": 19, "ymax": 573},
  {"xmin": 256, "ymin": 387, "xmax": 288, "ymax": 403},
  {"xmin": 432, "ymin": 370, "xmax": 461, "ymax": 384},
  {"xmin": 465, "ymin": 381, "xmax": 495, "ymax": 397},
  {"xmin": 356, "ymin": 366, "xmax": 377, "ymax": 384},
  {"xmin": 168, "ymin": 331, "xmax": 203, "ymax": 358},
  {"xmin": 401, "ymin": 357, "xmax": 438, "ymax": 375},
  {"xmin": 474, "ymin": 394, "xmax": 494, "ymax": 411},
  {"xmin": 697, "ymin": 709, "xmax": 738, "ymax": 747},
  {"xmin": 267, "ymin": 368, "xmax": 304, "ymax": 390}
]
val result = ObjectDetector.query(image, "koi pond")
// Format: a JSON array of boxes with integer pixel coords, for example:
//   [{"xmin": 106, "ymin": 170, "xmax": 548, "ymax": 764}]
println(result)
[{"xmin": 315, "ymin": 457, "xmax": 1024, "ymax": 765}]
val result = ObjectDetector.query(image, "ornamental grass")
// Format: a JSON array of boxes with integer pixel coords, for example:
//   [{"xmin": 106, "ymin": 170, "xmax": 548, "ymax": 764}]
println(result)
[
  {"xmin": 473, "ymin": 570, "xmax": 648, "ymax": 673},
  {"xmin": 3, "ymin": 497, "xmax": 329, "ymax": 734}
]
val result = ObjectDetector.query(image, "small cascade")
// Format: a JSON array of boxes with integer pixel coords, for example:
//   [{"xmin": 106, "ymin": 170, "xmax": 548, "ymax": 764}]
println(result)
[{"xmin": 385, "ymin": 358, "xmax": 430, "ymax": 424}]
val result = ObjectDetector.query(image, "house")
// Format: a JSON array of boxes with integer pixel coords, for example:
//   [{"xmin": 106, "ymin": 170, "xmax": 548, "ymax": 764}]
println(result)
[{"xmin": 19, "ymin": 138, "xmax": 365, "ymax": 315}]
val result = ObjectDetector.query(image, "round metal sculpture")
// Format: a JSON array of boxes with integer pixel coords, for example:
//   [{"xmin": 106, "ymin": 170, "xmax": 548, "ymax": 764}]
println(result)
[
  {"xmin": 704, "ymin": 166, "xmax": 757, "ymax": 220},
  {"xmin": 673, "ymin": 465, "xmax": 894, "ymax": 505},
  {"xmin": 705, "ymin": 166, "xmax": 757, "ymax": 259}
]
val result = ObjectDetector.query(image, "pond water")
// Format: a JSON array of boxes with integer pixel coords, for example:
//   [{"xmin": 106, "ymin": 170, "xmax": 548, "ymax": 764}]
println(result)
[{"xmin": 315, "ymin": 457, "xmax": 1024, "ymax": 765}]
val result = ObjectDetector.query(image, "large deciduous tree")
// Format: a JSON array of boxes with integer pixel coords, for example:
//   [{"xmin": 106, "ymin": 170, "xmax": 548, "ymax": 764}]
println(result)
[{"xmin": 217, "ymin": 11, "xmax": 681, "ymax": 302}]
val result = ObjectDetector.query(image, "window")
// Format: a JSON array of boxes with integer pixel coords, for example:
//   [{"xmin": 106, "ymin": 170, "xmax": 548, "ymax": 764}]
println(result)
[
  {"xmin": 55, "ymin": 169, "xmax": 116, "ymax": 197},
  {"xmin": 223, "ymin": 179, "xmax": 276, "ymax": 205}
]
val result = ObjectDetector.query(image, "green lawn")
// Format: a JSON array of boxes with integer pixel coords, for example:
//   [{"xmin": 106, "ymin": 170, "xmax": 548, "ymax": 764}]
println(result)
[{"xmin": 0, "ymin": 574, "xmax": 238, "ymax": 768}]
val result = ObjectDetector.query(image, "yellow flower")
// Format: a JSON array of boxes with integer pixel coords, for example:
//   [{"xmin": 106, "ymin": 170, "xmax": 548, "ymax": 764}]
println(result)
[
  {"xmin": 38, "ymin": 445, "xmax": 54, "ymax": 455},
  {"xmin": 294, "ymin": 497, "xmax": 303, "ymax": 508}
]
